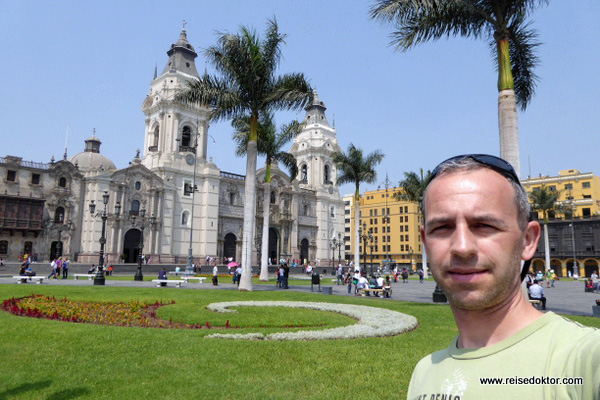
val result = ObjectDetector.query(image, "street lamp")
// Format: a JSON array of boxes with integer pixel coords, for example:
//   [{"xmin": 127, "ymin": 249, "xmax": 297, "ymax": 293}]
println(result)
[
  {"xmin": 130, "ymin": 205, "xmax": 157, "ymax": 281},
  {"xmin": 334, "ymin": 232, "xmax": 344, "ymax": 269},
  {"xmin": 89, "ymin": 192, "xmax": 121, "ymax": 286},
  {"xmin": 359, "ymin": 223, "xmax": 373, "ymax": 276}
]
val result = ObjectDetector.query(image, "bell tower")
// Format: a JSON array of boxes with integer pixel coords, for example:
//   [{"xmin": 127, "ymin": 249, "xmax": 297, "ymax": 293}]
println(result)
[
  {"xmin": 289, "ymin": 90, "xmax": 344, "ymax": 262},
  {"xmin": 141, "ymin": 25, "xmax": 211, "ymax": 172}
]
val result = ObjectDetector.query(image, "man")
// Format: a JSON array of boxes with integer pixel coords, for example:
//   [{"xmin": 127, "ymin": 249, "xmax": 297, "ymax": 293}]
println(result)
[
  {"xmin": 528, "ymin": 279, "xmax": 546, "ymax": 310},
  {"xmin": 336, "ymin": 264, "xmax": 344, "ymax": 285},
  {"xmin": 408, "ymin": 154, "xmax": 599, "ymax": 400},
  {"xmin": 591, "ymin": 270, "xmax": 599, "ymax": 292},
  {"xmin": 212, "ymin": 264, "xmax": 218, "ymax": 286}
]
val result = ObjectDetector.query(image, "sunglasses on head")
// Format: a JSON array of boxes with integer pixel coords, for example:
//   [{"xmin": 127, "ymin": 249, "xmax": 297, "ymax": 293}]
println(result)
[{"xmin": 430, "ymin": 154, "xmax": 521, "ymax": 185}]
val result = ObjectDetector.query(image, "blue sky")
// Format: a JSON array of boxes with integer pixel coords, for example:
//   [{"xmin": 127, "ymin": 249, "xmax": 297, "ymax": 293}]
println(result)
[{"xmin": 1, "ymin": 1, "xmax": 598, "ymax": 195}]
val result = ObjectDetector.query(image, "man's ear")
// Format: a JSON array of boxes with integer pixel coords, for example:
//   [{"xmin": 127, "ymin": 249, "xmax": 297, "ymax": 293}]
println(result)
[
  {"xmin": 420, "ymin": 225, "xmax": 426, "ymax": 248},
  {"xmin": 522, "ymin": 220, "xmax": 541, "ymax": 261}
]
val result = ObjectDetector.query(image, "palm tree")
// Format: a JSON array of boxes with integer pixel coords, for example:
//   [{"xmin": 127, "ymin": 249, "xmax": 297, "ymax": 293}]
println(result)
[
  {"xmin": 176, "ymin": 19, "xmax": 312, "ymax": 291},
  {"xmin": 394, "ymin": 168, "xmax": 432, "ymax": 278},
  {"xmin": 529, "ymin": 185, "xmax": 560, "ymax": 273},
  {"xmin": 232, "ymin": 112, "xmax": 302, "ymax": 281},
  {"xmin": 370, "ymin": 0, "xmax": 548, "ymax": 176},
  {"xmin": 331, "ymin": 144, "xmax": 384, "ymax": 272}
]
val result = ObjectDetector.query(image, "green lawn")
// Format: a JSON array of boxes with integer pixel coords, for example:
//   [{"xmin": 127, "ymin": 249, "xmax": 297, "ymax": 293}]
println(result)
[{"xmin": 0, "ymin": 285, "xmax": 598, "ymax": 399}]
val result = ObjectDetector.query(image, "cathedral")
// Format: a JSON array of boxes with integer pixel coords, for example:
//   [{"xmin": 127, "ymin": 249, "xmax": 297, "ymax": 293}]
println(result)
[{"xmin": 0, "ymin": 28, "xmax": 345, "ymax": 266}]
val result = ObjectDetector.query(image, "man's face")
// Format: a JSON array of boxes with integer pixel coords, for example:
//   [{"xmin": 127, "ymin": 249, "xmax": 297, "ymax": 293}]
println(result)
[{"xmin": 421, "ymin": 168, "xmax": 539, "ymax": 310}]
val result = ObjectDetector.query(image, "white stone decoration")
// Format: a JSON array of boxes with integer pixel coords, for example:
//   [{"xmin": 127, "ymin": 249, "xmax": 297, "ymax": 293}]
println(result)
[{"xmin": 205, "ymin": 301, "xmax": 418, "ymax": 341}]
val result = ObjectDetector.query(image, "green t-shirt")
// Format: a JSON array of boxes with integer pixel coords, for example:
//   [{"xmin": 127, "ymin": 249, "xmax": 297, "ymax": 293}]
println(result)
[{"xmin": 407, "ymin": 312, "xmax": 600, "ymax": 400}]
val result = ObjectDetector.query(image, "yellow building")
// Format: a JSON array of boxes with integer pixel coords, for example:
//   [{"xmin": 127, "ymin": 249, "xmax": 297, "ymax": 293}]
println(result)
[
  {"xmin": 349, "ymin": 187, "xmax": 422, "ymax": 270},
  {"xmin": 522, "ymin": 169, "xmax": 600, "ymax": 218}
]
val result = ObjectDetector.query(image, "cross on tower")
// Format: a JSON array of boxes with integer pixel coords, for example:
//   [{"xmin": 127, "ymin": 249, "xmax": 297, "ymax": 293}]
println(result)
[{"xmin": 182, "ymin": 20, "xmax": 187, "ymax": 30}]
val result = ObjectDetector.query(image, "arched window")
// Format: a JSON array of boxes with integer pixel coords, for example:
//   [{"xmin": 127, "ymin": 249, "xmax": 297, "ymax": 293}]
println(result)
[
  {"xmin": 270, "ymin": 191, "xmax": 276, "ymax": 204},
  {"xmin": 59, "ymin": 177, "xmax": 67, "ymax": 187},
  {"xmin": 153, "ymin": 126, "xmax": 159, "ymax": 147},
  {"xmin": 181, "ymin": 126, "xmax": 191, "ymax": 147},
  {"xmin": 324, "ymin": 165, "xmax": 330, "ymax": 183},
  {"xmin": 130, "ymin": 200, "xmax": 140, "ymax": 216},
  {"xmin": 229, "ymin": 192, "xmax": 235, "ymax": 205},
  {"xmin": 54, "ymin": 207, "xmax": 65, "ymax": 224},
  {"xmin": 301, "ymin": 165, "xmax": 308, "ymax": 182},
  {"xmin": 181, "ymin": 211, "xmax": 190, "ymax": 226}
]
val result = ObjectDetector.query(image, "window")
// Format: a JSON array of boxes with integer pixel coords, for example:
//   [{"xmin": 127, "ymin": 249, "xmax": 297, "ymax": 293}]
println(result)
[
  {"xmin": 582, "ymin": 181, "xmax": 591, "ymax": 188},
  {"xmin": 345, "ymin": 209, "xmax": 350, "ymax": 215},
  {"xmin": 183, "ymin": 180, "xmax": 193, "ymax": 196},
  {"xmin": 400, "ymin": 226, "xmax": 404, "ymax": 232},
  {"xmin": 401, "ymin": 244, "xmax": 404, "ymax": 252},
  {"xmin": 549, "ymin": 186, "xmax": 556, "ymax": 191},
  {"xmin": 0, "ymin": 240, "xmax": 7, "ymax": 254},
  {"xmin": 565, "ymin": 183, "xmax": 573, "ymax": 190},
  {"xmin": 532, "ymin": 187, "xmax": 540, "ymax": 192},
  {"xmin": 31, "ymin": 174, "xmax": 40, "ymax": 185},
  {"xmin": 130, "ymin": 200, "xmax": 140, "ymax": 216},
  {"xmin": 374, "ymin": 209, "xmax": 378, "ymax": 216},
  {"xmin": 181, "ymin": 126, "xmax": 192, "ymax": 147},
  {"xmin": 399, "ymin": 207, "xmax": 403, "ymax": 214},
  {"xmin": 181, "ymin": 211, "xmax": 190, "ymax": 226},
  {"xmin": 369, "ymin": 209, "xmax": 373, "ymax": 216},
  {"xmin": 345, "ymin": 218, "xmax": 350, "ymax": 223},
  {"xmin": 54, "ymin": 207, "xmax": 65, "ymax": 224},
  {"xmin": 405, "ymin": 234, "xmax": 409, "ymax": 241},
  {"xmin": 135, "ymin": 181, "xmax": 141, "ymax": 190},
  {"xmin": 330, "ymin": 206, "xmax": 335, "ymax": 218},
  {"xmin": 345, "ymin": 227, "xmax": 350, "ymax": 232},
  {"xmin": 6, "ymin": 170, "xmax": 16, "ymax": 182},
  {"xmin": 582, "ymin": 208, "xmax": 591, "ymax": 217},
  {"xmin": 59, "ymin": 177, "xmax": 67, "ymax": 187},
  {"xmin": 153, "ymin": 126, "xmax": 159, "ymax": 147},
  {"xmin": 324, "ymin": 165, "xmax": 330, "ymax": 183},
  {"xmin": 583, "ymin": 195, "xmax": 592, "ymax": 199},
  {"xmin": 404, "ymin": 206, "xmax": 408, "ymax": 213},
  {"xmin": 230, "ymin": 192, "xmax": 236, "ymax": 205},
  {"xmin": 374, "ymin": 227, "xmax": 378, "ymax": 233},
  {"xmin": 270, "ymin": 191, "xmax": 276, "ymax": 204}
]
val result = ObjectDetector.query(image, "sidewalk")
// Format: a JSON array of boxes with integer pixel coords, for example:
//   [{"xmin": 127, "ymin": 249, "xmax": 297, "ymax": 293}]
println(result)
[{"xmin": 0, "ymin": 272, "xmax": 598, "ymax": 317}]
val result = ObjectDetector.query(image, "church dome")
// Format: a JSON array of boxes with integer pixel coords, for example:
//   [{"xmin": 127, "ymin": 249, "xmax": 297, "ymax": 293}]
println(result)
[{"xmin": 69, "ymin": 133, "xmax": 116, "ymax": 172}]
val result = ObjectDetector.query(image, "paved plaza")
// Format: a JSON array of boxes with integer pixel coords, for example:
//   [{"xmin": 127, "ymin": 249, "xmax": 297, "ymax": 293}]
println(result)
[{"xmin": 1, "ymin": 263, "xmax": 598, "ymax": 317}]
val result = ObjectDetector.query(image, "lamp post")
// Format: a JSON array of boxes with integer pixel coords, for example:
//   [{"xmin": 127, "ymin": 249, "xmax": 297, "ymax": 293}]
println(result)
[
  {"xmin": 359, "ymin": 223, "xmax": 373, "ymax": 276},
  {"xmin": 130, "ymin": 206, "xmax": 157, "ymax": 281},
  {"xmin": 336, "ymin": 232, "xmax": 344, "ymax": 269},
  {"xmin": 89, "ymin": 192, "xmax": 121, "ymax": 286},
  {"xmin": 571, "ymin": 220, "xmax": 578, "ymax": 278}
]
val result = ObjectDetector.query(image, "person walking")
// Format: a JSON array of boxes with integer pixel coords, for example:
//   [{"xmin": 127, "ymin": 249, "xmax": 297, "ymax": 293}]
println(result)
[
  {"xmin": 212, "ymin": 264, "xmax": 218, "ymax": 286},
  {"xmin": 62, "ymin": 258, "xmax": 69, "ymax": 279}
]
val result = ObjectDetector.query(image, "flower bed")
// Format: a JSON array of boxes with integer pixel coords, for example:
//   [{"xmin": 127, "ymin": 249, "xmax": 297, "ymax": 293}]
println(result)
[
  {"xmin": 205, "ymin": 301, "xmax": 418, "ymax": 341},
  {"xmin": 1, "ymin": 295, "xmax": 226, "ymax": 329}
]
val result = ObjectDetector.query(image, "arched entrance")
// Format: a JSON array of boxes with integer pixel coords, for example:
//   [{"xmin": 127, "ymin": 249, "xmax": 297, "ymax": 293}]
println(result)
[
  {"xmin": 268, "ymin": 228, "xmax": 279, "ymax": 264},
  {"xmin": 300, "ymin": 238, "xmax": 309, "ymax": 265},
  {"xmin": 123, "ymin": 229, "xmax": 141, "ymax": 263},
  {"xmin": 223, "ymin": 233, "xmax": 236, "ymax": 261},
  {"xmin": 50, "ymin": 241, "xmax": 63, "ymax": 260},
  {"xmin": 584, "ymin": 259, "xmax": 599, "ymax": 278}
]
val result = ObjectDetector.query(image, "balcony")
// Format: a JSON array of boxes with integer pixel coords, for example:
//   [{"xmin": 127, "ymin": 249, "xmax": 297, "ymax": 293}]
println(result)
[
  {"xmin": 178, "ymin": 145, "xmax": 196, "ymax": 154},
  {"xmin": 148, "ymin": 145, "xmax": 158, "ymax": 152}
]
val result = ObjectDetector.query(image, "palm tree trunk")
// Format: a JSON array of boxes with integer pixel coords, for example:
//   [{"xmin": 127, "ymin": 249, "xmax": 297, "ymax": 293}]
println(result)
[
  {"xmin": 239, "ymin": 140, "xmax": 258, "ymax": 291},
  {"xmin": 354, "ymin": 191, "xmax": 360, "ymax": 271},
  {"xmin": 498, "ymin": 89, "xmax": 520, "ymax": 176},
  {"xmin": 259, "ymin": 180, "xmax": 271, "ymax": 281},
  {"xmin": 543, "ymin": 222, "xmax": 550, "ymax": 273},
  {"xmin": 497, "ymin": 39, "xmax": 520, "ymax": 176}
]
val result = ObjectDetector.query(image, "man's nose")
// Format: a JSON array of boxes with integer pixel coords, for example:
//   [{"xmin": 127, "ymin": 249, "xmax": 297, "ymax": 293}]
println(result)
[{"xmin": 450, "ymin": 224, "xmax": 477, "ymax": 259}]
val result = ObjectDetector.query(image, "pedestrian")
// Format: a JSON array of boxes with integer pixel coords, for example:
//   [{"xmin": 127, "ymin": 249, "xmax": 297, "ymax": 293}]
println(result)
[
  {"xmin": 418, "ymin": 269, "xmax": 424, "ymax": 283},
  {"xmin": 336, "ymin": 264, "xmax": 343, "ymax": 285},
  {"xmin": 62, "ymin": 258, "xmax": 69, "ymax": 279},
  {"xmin": 282, "ymin": 263, "xmax": 289, "ymax": 289},
  {"xmin": 235, "ymin": 265, "xmax": 242, "ymax": 287},
  {"xmin": 407, "ymin": 154, "xmax": 599, "ymax": 399},
  {"xmin": 47, "ymin": 259, "xmax": 57, "ymax": 279},
  {"xmin": 212, "ymin": 264, "xmax": 218, "ymax": 286}
]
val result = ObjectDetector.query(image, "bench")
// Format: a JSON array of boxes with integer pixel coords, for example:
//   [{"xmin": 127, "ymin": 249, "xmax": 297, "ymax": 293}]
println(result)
[
  {"xmin": 529, "ymin": 299, "xmax": 542, "ymax": 309},
  {"xmin": 181, "ymin": 276, "xmax": 206, "ymax": 283},
  {"xmin": 359, "ymin": 288, "xmax": 385, "ymax": 297},
  {"xmin": 12, "ymin": 276, "xmax": 45, "ymax": 284},
  {"xmin": 152, "ymin": 279, "xmax": 184, "ymax": 288},
  {"xmin": 73, "ymin": 274, "xmax": 96, "ymax": 280},
  {"xmin": 359, "ymin": 286, "xmax": 393, "ymax": 298}
]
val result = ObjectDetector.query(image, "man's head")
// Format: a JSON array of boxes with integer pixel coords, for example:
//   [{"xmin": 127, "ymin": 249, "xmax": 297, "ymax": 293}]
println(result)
[{"xmin": 420, "ymin": 154, "xmax": 540, "ymax": 310}]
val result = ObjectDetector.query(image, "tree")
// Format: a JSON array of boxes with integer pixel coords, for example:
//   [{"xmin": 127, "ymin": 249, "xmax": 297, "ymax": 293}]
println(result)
[
  {"xmin": 394, "ymin": 168, "xmax": 432, "ymax": 278},
  {"xmin": 331, "ymin": 144, "xmax": 384, "ymax": 272},
  {"xmin": 176, "ymin": 19, "xmax": 312, "ymax": 291},
  {"xmin": 529, "ymin": 185, "xmax": 560, "ymax": 272},
  {"xmin": 370, "ymin": 0, "xmax": 547, "ymax": 176},
  {"xmin": 232, "ymin": 112, "xmax": 302, "ymax": 281}
]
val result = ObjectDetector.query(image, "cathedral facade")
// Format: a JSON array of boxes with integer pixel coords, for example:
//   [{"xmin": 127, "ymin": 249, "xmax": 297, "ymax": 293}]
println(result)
[{"xmin": 0, "ymin": 29, "xmax": 344, "ymax": 266}]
